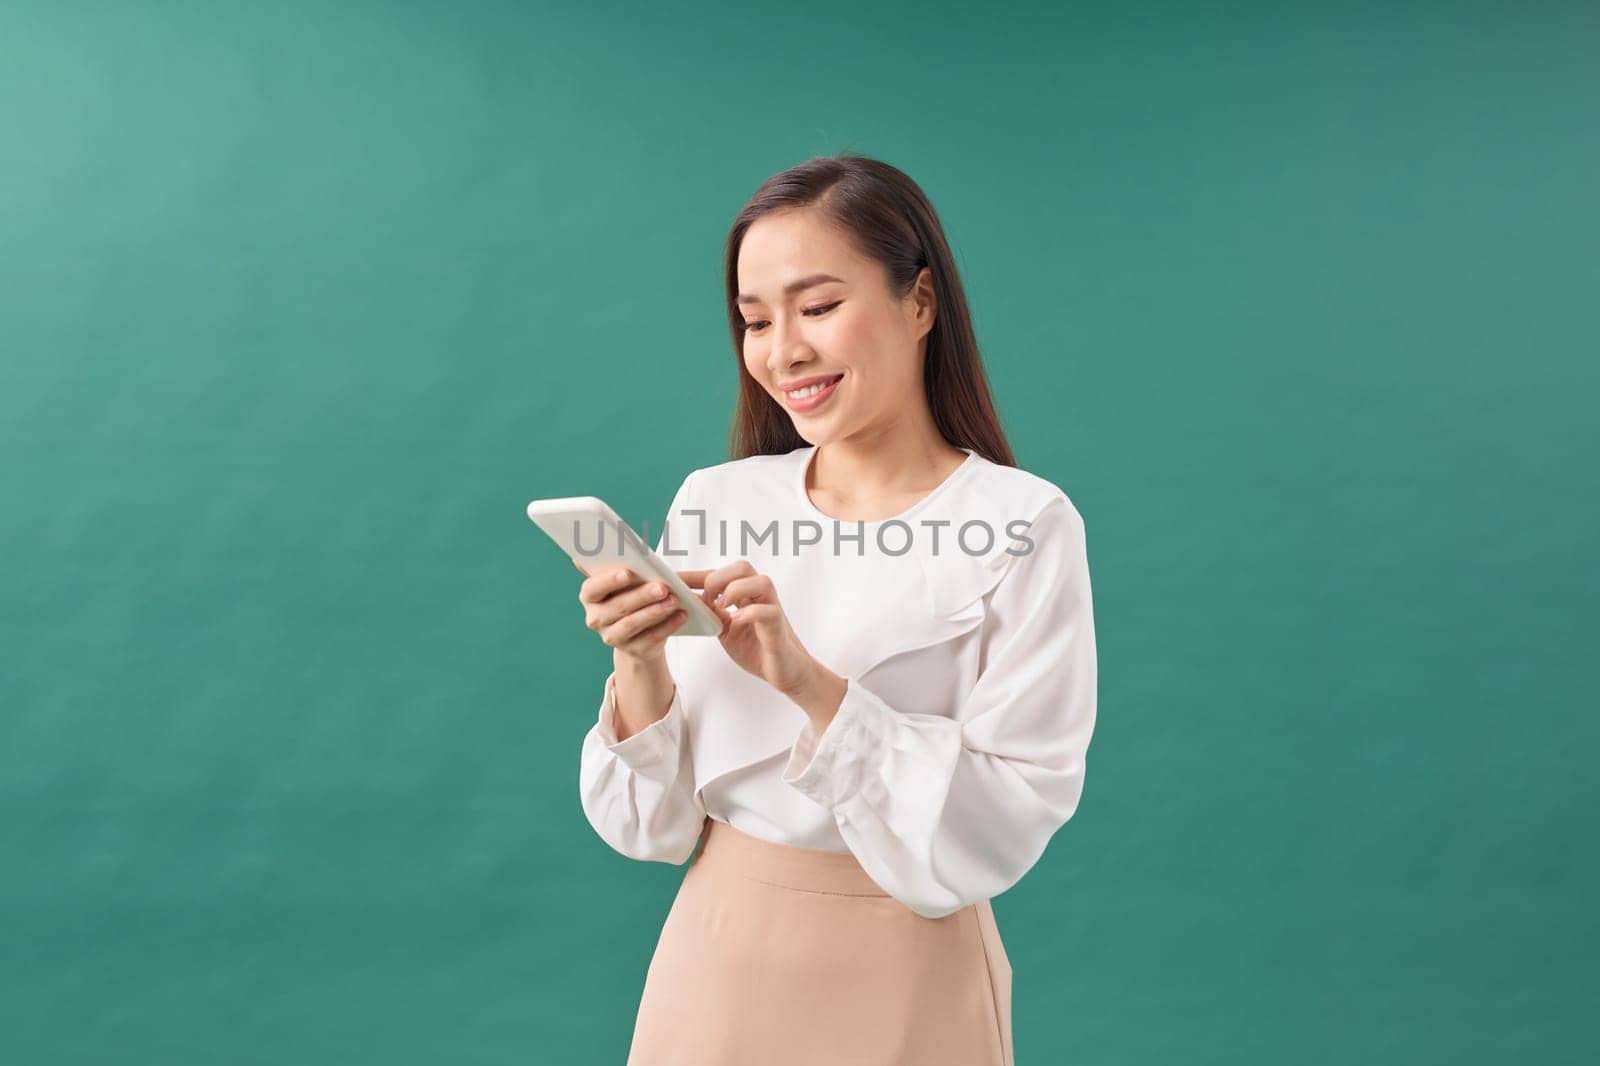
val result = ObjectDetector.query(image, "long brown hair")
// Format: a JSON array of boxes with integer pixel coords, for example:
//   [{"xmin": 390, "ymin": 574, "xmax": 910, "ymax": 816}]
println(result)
[{"xmin": 722, "ymin": 154, "xmax": 1017, "ymax": 468}]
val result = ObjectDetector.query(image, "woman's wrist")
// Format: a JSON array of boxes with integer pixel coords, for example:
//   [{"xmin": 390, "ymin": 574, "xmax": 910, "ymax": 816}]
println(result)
[
  {"xmin": 784, "ymin": 658, "xmax": 847, "ymax": 731},
  {"xmin": 612, "ymin": 649, "xmax": 675, "ymax": 742}
]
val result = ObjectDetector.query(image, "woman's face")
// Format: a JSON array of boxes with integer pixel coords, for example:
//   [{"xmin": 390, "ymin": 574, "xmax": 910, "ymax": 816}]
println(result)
[{"xmin": 737, "ymin": 208, "xmax": 934, "ymax": 445}]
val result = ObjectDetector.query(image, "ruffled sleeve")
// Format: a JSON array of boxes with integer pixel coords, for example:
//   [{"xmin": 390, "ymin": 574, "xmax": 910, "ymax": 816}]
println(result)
[
  {"xmin": 577, "ymin": 469, "xmax": 708, "ymax": 864},
  {"xmin": 780, "ymin": 494, "xmax": 1097, "ymax": 919}
]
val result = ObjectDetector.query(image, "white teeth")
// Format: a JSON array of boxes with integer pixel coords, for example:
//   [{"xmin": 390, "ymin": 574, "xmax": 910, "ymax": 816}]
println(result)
[{"xmin": 787, "ymin": 376, "xmax": 838, "ymax": 399}]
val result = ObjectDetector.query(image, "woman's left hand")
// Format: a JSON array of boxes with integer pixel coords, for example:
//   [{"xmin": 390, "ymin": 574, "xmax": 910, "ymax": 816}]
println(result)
[{"xmin": 681, "ymin": 561, "xmax": 823, "ymax": 703}]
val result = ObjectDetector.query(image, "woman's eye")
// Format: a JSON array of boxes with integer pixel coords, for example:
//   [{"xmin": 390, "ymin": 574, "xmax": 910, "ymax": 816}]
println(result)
[{"xmin": 742, "ymin": 301, "xmax": 841, "ymax": 333}]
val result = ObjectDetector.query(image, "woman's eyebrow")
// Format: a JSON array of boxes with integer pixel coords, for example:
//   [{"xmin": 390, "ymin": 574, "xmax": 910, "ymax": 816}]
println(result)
[{"xmin": 736, "ymin": 273, "xmax": 845, "ymax": 306}]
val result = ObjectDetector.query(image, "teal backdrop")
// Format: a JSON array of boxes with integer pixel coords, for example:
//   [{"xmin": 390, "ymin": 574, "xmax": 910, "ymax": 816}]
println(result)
[{"xmin": 3, "ymin": 1, "xmax": 1594, "ymax": 1062}]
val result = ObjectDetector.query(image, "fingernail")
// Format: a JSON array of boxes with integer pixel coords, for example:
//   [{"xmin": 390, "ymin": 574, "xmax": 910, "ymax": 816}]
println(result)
[
  {"xmin": 617, "ymin": 570, "xmax": 630, "ymax": 583},
  {"xmin": 651, "ymin": 584, "xmax": 667, "ymax": 597}
]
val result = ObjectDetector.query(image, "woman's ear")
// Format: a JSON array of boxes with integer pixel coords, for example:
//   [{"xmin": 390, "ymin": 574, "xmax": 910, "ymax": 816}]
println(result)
[{"xmin": 907, "ymin": 267, "xmax": 937, "ymax": 339}]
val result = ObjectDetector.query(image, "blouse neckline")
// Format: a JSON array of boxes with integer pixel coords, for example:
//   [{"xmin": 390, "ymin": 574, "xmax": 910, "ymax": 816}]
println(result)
[{"xmin": 792, "ymin": 444, "xmax": 980, "ymax": 528}]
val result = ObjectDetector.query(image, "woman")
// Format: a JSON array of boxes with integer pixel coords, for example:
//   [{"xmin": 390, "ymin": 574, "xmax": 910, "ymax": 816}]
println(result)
[{"xmin": 575, "ymin": 155, "xmax": 1098, "ymax": 1066}]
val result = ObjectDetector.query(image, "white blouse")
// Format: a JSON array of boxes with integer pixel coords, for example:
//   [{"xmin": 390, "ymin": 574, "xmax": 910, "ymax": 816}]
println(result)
[{"xmin": 578, "ymin": 444, "xmax": 1098, "ymax": 920}]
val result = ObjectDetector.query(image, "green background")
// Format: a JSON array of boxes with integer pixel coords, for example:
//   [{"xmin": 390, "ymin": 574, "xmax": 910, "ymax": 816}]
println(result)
[{"xmin": 3, "ymin": 1, "xmax": 1594, "ymax": 1062}]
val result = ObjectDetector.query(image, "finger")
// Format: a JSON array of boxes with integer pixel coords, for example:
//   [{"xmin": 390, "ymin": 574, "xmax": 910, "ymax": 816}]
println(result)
[
  {"xmin": 676, "ymin": 569, "xmax": 713, "ymax": 590},
  {"xmin": 604, "ymin": 582, "xmax": 675, "ymax": 624},
  {"xmin": 701, "ymin": 588, "xmax": 733, "ymax": 629},
  {"xmin": 627, "ymin": 604, "xmax": 691, "ymax": 647},
  {"xmin": 728, "ymin": 602, "xmax": 776, "ymax": 627},
  {"xmin": 700, "ymin": 560, "xmax": 757, "ymax": 603},
  {"xmin": 579, "ymin": 566, "xmax": 636, "ymax": 606},
  {"xmin": 713, "ymin": 574, "xmax": 775, "ymax": 610},
  {"xmin": 603, "ymin": 595, "xmax": 687, "ymax": 645},
  {"xmin": 720, "ymin": 602, "xmax": 774, "ymax": 638},
  {"xmin": 596, "ymin": 580, "xmax": 677, "ymax": 628},
  {"xmin": 680, "ymin": 570, "xmax": 734, "ymax": 626}
]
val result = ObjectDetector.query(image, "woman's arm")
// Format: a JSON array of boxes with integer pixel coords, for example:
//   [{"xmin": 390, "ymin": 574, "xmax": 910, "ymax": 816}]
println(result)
[
  {"xmin": 578, "ymin": 659, "xmax": 706, "ymax": 864},
  {"xmin": 780, "ymin": 494, "xmax": 1098, "ymax": 919},
  {"xmin": 611, "ymin": 649, "xmax": 677, "ymax": 742},
  {"xmin": 575, "ymin": 470, "xmax": 708, "ymax": 864}
]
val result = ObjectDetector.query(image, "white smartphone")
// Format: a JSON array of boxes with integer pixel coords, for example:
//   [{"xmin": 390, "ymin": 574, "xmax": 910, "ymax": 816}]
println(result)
[{"xmin": 526, "ymin": 495, "xmax": 724, "ymax": 637}]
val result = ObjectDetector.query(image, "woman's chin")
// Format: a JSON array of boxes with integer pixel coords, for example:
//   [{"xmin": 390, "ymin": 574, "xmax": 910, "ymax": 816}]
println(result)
[{"xmin": 792, "ymin": 413, "xmax": 842, "ymax": 441}]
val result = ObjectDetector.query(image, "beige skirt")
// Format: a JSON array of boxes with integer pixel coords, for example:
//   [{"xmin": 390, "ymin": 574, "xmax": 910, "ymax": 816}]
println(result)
[{"xmin": 625, "ymin": 817, "xmax": 1014, "ymax": 1066}]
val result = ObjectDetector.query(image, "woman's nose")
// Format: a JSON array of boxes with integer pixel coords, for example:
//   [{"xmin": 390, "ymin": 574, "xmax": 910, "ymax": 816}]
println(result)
[{"xmin": 766, "ymin": 324, "xmax": 811, "ymax": 375}]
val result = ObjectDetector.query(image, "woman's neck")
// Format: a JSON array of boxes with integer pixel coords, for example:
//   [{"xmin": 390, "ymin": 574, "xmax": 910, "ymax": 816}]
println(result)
[{"xmin": 806, "ymin": 429, "xmax": 968, "ymax": 518}]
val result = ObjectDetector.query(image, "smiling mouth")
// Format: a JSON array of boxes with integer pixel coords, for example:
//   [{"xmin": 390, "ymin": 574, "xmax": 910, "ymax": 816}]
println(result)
[
  {"xmin": 783, "ymin": 374, "xmax": 843, "ymax": 398},
  {"xmin": 782, "ymin": 373, "xmax": 844, "ymax": 410}
]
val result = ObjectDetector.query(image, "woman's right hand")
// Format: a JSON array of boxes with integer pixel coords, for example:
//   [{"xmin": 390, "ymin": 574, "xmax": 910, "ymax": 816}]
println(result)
[{"xmin": 575, "ymin": 560, "xmax": 690, "ymax": 663}]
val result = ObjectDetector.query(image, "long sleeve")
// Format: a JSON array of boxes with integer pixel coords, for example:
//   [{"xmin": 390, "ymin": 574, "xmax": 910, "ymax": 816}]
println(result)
[
  {"xmin": 578, "ymin": 668, "xmax": 705, "ymax": 863},
  {"xmin": 576, "ymin": 469, "xmax": 708, "ymax": 864},
  {"xmin": 780, "ymin": 494, "xmax": 1097, "ymax": 919}
]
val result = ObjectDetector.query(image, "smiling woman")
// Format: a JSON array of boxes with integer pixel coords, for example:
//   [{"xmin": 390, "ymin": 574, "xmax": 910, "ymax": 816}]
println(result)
[
  {"xmin": 723, "ymin": 164, "xmax": 1015, "ymax": 473},
  {"xmin": 576, "ymin": 154, "xmax": 1097, "ymax": 1066}
]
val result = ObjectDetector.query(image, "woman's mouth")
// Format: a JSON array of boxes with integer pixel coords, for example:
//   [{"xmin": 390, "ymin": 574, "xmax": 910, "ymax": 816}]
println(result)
[{"xmin": 783, "ymin": 373, "xmax": 843, "ymax": 413}]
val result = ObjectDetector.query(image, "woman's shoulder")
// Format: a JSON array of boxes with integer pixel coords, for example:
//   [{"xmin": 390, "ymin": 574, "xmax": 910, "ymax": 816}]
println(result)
[
  {"xmin": 678, "ymin": 447, "xmax": 807, "ymax": 504},
  {"xmin": 679, "ymin": 446, "xmax": 1084, "ymax": 529},
  {"xmin": 691, "ymin": 447, "xmax": 804, "ymax": 480},
  {"xmin": 964, "ymin": 452, "xmax": 1084, "ymax": 529}
]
